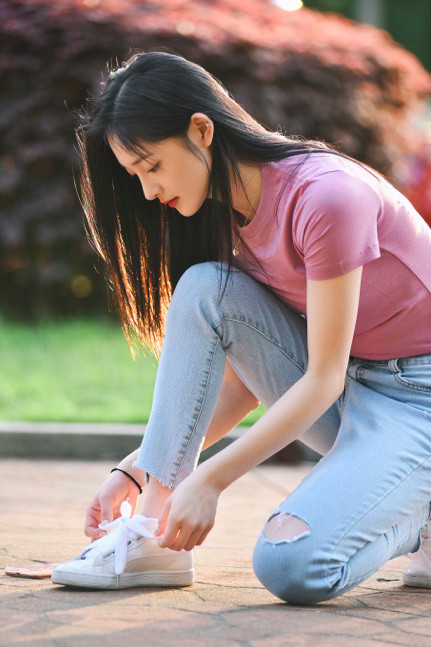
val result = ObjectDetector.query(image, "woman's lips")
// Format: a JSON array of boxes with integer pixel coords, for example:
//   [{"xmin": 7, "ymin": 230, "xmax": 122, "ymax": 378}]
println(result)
[{"xmin": 168, "ymin": 197, "xmax": 179, "ymax": 207}]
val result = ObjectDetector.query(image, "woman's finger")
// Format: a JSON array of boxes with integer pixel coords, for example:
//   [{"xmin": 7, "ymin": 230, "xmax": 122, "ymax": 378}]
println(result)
[
  {"xmin": 84, "ymin": 504, "xmax": 101, "ymax": 538},
  {"xmin": 155, "ymin": 498, "xmax": 171, "ymax": 537},
  {"xmin": 166, "ymin": 525, "xmax": 196, "ymax": 552},
  {"xmin": 158, "ymin": 521, "xmax": 181, "ymax": 549},
  {"xmin": 195, "ymin": 527, "xmax": 212, "ymax": 546},
  {"xmin": 99, "ymin": 493, "xmax": 114, "ymax": 524},
  {"xmin": 183, "ymin": 528, "xmax": 204, "ymax": 552}
]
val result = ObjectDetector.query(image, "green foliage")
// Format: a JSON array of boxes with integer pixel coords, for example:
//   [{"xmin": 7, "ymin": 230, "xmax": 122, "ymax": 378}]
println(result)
[
  {"xmin": 0, "ymin": 316, "xmax": 264, "ymax": 424},
  {"xmin": 0, "ymin": 317, "xmax": 156, "ymax": 423},
  {"xmin": 385, "ymin": 0, "xmax": 431, "ymax": 72},
  {"xmin": 304, "ymin": 0, "xmax": 431, "ymax": 72},
  {"xmin": 302, "ymin": 0, "xmax": 353, "ymax": 14}
]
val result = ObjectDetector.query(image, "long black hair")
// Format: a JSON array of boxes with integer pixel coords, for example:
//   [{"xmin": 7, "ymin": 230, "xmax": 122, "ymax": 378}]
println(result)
[{"xmin": 75, "ymin": 49, "xmax": 339, "ymax": 358}]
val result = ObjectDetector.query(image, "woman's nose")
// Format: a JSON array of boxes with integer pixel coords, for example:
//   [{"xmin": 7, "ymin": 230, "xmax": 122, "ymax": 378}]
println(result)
[{"xmin": 139, "ymin": 177, "xmax": 159, "ymax": 201}]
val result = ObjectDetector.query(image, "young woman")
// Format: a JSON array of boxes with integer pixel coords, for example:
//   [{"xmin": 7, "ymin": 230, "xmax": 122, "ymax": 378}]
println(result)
[{"xmin": 52, "ymin": 50, "xmax": 431, "ymax": 604}]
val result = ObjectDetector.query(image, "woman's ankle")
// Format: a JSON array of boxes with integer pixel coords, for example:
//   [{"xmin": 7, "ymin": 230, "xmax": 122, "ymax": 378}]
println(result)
[{"xmin": 139, "ymin": 475, "xmax": 173, "ymax": 518}]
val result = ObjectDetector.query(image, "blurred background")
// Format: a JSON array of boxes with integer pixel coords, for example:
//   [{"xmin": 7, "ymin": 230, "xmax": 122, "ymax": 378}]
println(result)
[{"xmin": 1, "ymin": 0, "xmax": 430, "ymax": 461}]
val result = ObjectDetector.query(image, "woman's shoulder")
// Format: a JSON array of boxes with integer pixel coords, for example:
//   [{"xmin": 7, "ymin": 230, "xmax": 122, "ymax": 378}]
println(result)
[
  {"xmin": 267, "ymin": 150, "xmax": 380, "ymax": 186},
  {"xmin": 265, "ymin": 151, "xmax": 392, "ymax": 215}
]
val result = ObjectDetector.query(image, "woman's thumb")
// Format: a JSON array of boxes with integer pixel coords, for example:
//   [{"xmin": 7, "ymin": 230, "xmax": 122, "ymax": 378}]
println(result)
[
  {"xmin": 99, "ymin": 502, "xmax": 113, "ymax": 530},
  {"xmin": 155, "ymin": 500, "xmax": 170, "ymax": 536}
]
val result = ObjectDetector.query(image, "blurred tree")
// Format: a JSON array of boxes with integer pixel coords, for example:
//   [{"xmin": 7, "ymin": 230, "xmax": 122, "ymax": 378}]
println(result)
[
  {"xmin": 302, "ymin": 0, "xmax": 352, "ymax": 12},
  {"xmin": 303, "ymin": 0, "xmax": 431, "ymax": 71},
  {"xmin": 385, "ymin": 0, "xmax": 431, "ymax": 73},
  {"xmin": 1, "ymin": 0, "xmax": 430, "ymax": 321}
]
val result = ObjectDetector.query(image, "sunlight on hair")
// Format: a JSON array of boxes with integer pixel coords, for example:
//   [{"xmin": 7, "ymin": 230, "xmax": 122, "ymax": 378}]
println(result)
[{"xmin": 272, "ymin": 0, "xmax": 303, "ymax": 10}]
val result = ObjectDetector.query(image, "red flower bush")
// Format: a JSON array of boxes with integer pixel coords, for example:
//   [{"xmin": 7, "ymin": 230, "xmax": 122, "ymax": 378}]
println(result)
[{"xmin": 1, "ymin": 0, "xmax": 430, "ymax": 319}]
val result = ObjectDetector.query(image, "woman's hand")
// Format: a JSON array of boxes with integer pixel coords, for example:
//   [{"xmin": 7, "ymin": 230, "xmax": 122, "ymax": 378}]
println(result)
[
  {"xmin": 155, "ymin": 466, "xmax": 222, "ymax": 552},
  {"xmin": 84, "ymin": 470, "xmax": 142, "ymax": 541}
]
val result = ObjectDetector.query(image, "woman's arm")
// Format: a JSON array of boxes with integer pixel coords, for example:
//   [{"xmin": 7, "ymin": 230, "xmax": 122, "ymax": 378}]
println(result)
[{"xmin": 199, "ymin": 265, "xmax": 363, "ymax": 492}]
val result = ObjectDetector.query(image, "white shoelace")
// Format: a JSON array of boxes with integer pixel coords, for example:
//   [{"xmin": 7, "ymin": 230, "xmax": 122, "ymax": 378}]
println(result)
[{"xmin": 80, "ymin": 507, "xmax": 158, "ymax": 575}]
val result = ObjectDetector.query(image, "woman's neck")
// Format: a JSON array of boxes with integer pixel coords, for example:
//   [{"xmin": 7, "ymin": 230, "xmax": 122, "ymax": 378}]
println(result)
[{"xmin": 231, "ymin": 162, "xmax": 262, "ymax": 227}]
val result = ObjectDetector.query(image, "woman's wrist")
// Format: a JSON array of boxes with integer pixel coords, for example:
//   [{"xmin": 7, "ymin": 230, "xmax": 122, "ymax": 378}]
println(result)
[
  {"xmin": 116, "ymin": 449, "xmax": 145, "ymax": 488},
  {"xmin": 111, "ymin": 467, "xmax": 142, "ymax": 494},
  {"xmin": 195, "ymin": 461, "xmax": 226, "ymax": 496}
]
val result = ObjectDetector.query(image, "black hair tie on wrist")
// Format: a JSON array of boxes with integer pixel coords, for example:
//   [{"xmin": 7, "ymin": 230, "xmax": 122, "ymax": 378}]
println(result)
[{"xmin": 111, "ymin": 467, "xmax": 143, "ymax": 494}]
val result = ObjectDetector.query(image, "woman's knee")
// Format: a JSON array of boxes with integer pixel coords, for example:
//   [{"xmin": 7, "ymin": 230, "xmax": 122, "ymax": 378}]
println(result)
[
  {"xmin": 169, "ymin": 261, "xmax": 249, "ymax": 322},
  {"xmin": 173, "ymin": 262, "xmax": 221, "ymax": 299},
  {"xmin": 252, "ymin": 512, "xmax": 336, "ymax": 605},
  {"xmin": 264, "ymin": 513, "xmax": 310, "ymax": 541},
  {"xmin": 167, "ymin": 262, "xmax": 222, "ymax": 323}
]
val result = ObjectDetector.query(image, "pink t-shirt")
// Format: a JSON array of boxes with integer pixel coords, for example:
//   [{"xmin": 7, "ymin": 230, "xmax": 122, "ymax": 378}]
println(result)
[{"xmin": 233, "ymin": 152, "xmax": 431, "ymax": 360}]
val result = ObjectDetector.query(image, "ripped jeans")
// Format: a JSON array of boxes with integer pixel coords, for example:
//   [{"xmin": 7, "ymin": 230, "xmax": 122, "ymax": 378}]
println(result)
[{"xmin": 133, "ymin": 261, "xmax": 431, "ymax": 605}]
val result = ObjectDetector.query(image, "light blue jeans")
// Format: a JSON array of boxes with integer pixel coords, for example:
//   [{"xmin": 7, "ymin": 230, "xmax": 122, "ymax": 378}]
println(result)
[{"xmin": 134, "ymin": 261, "xmax": 431, "ymax": 605}]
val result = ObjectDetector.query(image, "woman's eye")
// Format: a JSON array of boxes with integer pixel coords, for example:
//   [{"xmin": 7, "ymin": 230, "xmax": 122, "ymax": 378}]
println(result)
[{"xmin": 149, "ymin": 163, "xmax": 159, "ymax": 173}]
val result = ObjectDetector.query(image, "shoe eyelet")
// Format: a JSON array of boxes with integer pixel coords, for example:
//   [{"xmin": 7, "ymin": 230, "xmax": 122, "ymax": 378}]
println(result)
[{"xmin": 127, "ymin": 540, "xmax": 132, "ymax": 546}]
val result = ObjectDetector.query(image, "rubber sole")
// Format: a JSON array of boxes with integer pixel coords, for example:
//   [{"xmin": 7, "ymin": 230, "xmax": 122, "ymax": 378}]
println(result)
[
  {"xmin": 51, "ymin": 568, "xmax": 194, "ymax": 589},
  {"xmin": 402, "ymin": 572, "xmax": 431, "ymax": 588}
]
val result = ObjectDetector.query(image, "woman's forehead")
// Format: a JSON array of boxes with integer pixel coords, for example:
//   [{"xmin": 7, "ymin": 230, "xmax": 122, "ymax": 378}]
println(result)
[
  {"xmin": 107, "ymin": 133, "xmax": 152, "ymax": 156},
  {"xmin": 108, "ymin": 134, "xmax": 182, "ymax": 159},
  {"xmin": 107, "ymin": 134, "xmax": 156, "ymax": 164},
  {"xmin": 107, "ymin": 135, "xmax": 190, "ymax": 173}
]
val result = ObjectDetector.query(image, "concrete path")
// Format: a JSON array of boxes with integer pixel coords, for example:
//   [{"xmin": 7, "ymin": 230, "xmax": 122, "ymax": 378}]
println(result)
[{"xmin": 1, "ymin": 459, "xmax": 430, "ymax": 646}]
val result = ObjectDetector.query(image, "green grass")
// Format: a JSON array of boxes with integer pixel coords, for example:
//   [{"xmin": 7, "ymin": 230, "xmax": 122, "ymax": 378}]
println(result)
[{"xmin": 0, "ymin": 316, "xmax": 265, "ymax": 425}]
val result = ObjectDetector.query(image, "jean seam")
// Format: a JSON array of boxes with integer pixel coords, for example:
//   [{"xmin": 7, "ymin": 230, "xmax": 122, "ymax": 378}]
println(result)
[
  {"xmin": 323, "ymin": 452, "xmax": 431, "ymax": 588},
  {"xmin": 171, "ymin": 335, "xmax": 222, "ymax": 488},
  {"xmin": 354, "ymin": 362, "xmax": 431, "ymax": 392},
  {"xmin": 393, "ymin": 373, "xmax": 431, "ymax": 393},
  {"xmin": 340, "ymin": 374, "xmax": 351, "ymax": 413},
  {"xmin": 357, "ymin": 366, "xmax": 365, "ymax": 385},
  {"xmin": 214, "ymin": 316, "xmax": 306, "ymax": 374}
]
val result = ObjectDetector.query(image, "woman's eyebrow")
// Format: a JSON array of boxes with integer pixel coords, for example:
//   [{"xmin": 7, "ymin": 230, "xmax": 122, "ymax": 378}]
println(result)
[{"xmin": 132, "ymin": 153, "xmax": 156, "ymax": 166}]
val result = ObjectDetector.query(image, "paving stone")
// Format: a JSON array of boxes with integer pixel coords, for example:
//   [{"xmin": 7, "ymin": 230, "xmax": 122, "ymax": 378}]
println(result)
[
  {"xmin": 251, "ymin": 635, "xmax": 413, "ymax": 647},
  {"xmin": 392, "ymin": 615, "xmax": 431, "ymax": 635},
  {"xmin": 1, "ymin": 458, "xmax": 430, "ymax": 647}
]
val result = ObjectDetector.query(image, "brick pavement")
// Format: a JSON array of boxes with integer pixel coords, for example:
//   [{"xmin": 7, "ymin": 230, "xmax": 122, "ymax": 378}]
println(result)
[{"xmin": 1, "ymin": 459, "xmax": 430, "ymax": 646}]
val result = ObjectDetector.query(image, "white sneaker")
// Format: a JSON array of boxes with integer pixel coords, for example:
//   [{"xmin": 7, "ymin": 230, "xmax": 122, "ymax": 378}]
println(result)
[
  {"xmin": 402, "ymin": 527, "xmax": 431, "ymax": 588},
  {"xmin": 51, "ymin": 514, "xmax": 194, "ymax": 589}
]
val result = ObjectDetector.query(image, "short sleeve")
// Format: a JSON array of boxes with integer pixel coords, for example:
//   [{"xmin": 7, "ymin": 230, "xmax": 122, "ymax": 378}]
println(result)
[{"xmin": 293, "ymin": 170, "xmax": 382, "ymax": 279}]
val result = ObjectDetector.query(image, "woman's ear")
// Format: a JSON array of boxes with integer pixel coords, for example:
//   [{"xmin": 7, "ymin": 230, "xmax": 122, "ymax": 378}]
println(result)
[{"xmin": 188, "ymin": 112, "xmax": 213, "ymax": 148}]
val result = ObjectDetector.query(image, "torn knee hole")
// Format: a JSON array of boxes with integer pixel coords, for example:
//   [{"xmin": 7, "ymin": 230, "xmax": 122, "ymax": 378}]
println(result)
[{"xmin": 264, "ymin": 513, "xmax": 310, "ymax": 542}]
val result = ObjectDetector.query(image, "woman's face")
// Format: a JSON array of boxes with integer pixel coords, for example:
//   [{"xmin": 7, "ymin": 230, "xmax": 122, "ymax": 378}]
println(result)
[{"xmin": 107, "ymin": 113, "xmax": 213, "ymax": 217}]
